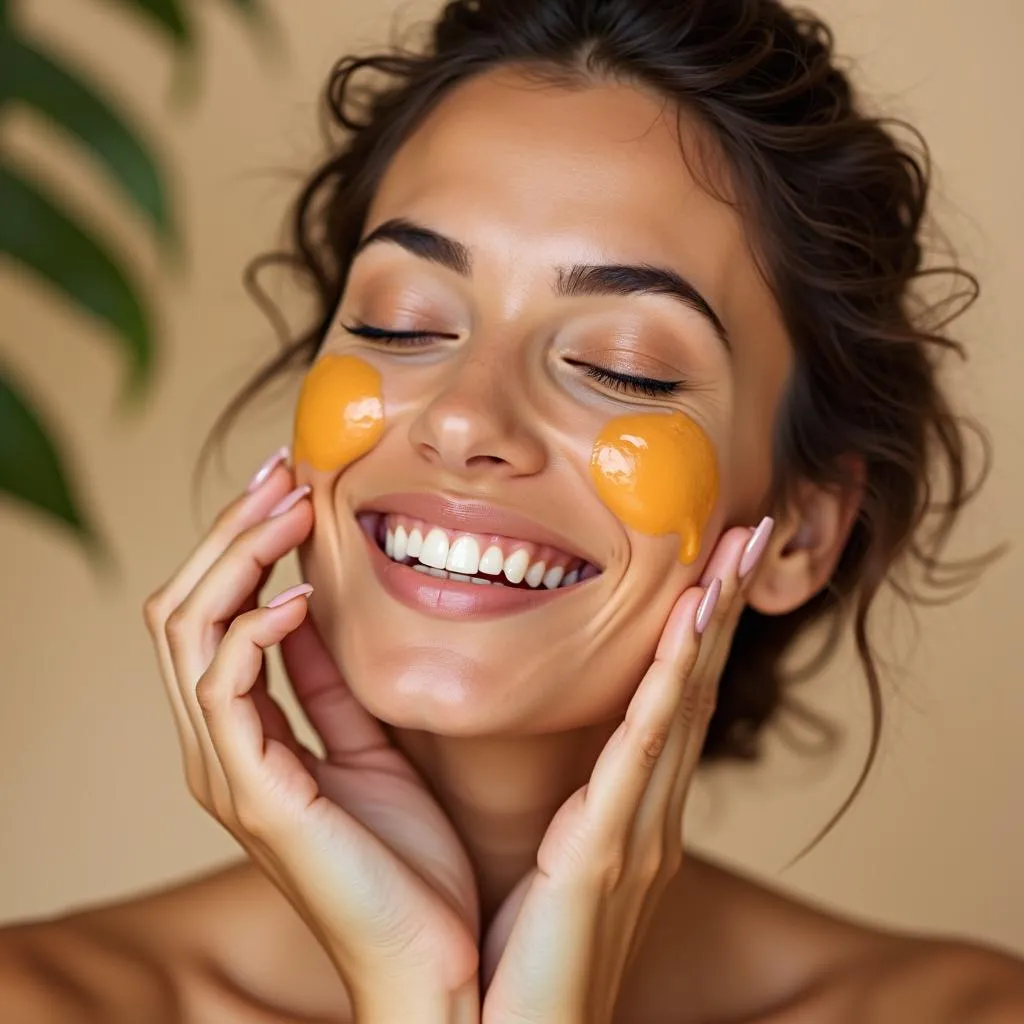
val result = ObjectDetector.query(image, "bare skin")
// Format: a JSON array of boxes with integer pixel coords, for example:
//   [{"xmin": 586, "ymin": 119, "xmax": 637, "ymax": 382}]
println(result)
[
  {"xmin": 3, "ymin": 67, "xmax": 1023, "ymax": 1023},
  {"xmin": 4, "ymin": 855, "xmax": 1022, "ymax": 1023}
]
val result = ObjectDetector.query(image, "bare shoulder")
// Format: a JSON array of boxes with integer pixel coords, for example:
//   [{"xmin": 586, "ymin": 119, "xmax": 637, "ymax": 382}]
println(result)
[
  {"xmin": 12, "ymin": 857, "xmax": 351, "ymax": 1023},
  {"xmin": 719, "ymin": 861, "xmax": 1024, "ymax": 1024},
  {"xmin": 817, "ymin": 933, "xmax": 1024, "ymax": 1024},
  {"xmin": 626, "ymin": 854, "xmax": 1024, "ymax": 1024}
]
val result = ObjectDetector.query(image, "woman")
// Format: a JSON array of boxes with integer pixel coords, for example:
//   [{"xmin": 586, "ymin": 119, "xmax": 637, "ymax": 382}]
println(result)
[{"xmin": 3, "ymin": 0, "xmax": 1022, "ymax": 1020}]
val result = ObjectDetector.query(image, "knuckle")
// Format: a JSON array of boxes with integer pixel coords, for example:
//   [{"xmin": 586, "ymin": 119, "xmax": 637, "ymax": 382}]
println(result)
[
  {"xmin": 544, "ymin": 831, "xmax": 589, "ymax": 880},
  {"xmin": 142, "ymin": 590, "xmax": 171, "ymax": 632},
  {"xmin": 220, "ymin": 520, "xmax": 269, "ymax": 573},
  {"xmin": 637, "ymin": 725, "xmax": 669, "ymax": 769},
  {"xmin": 597, "ymin": 854, "xmax": 626, "ymax": 891},
  {"xmin": 222, "ymin": 611, "xmax": 252, "ymax": 642},
  {"xmin": 637, "ymin": 845, "xmax": 663, "ymax": 883},
  {"xmin": 220, "ymin": 611, "xmax": 257, "ymax": 657},
  {"xmin": 194, "ymin": 674, "xmax": 217, "ymax": 718},
  {"xmin": 698, "ymin": 686, "xmax": 717, "ymax": 725},
  {"xmin": 677, "ymin": 642, "xmax": 702, "ymax": 677},
  {"xmin": 164, "ymin": 604, "xmax": 193, "ymax": 644},
  {"xmin": 678, "ymin": 684, "xmax": 702, "ymax": 730}
]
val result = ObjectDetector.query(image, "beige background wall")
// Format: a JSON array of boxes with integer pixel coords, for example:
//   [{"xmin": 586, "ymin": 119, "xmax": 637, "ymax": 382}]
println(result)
[{"xmin": 1, "ymin": 0, "xmax": 1021, "ymax": 953}]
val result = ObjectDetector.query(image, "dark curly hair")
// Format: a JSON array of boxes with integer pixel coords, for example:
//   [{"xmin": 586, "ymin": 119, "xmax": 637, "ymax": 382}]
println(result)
[{"xmin": 199, "ymin": 0, "xmax": 997, "ymax": 855}]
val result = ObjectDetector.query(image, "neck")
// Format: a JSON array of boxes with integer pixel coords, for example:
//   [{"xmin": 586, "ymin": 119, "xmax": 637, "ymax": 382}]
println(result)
[{"xmin": 387, "ymin": 721, "xmax": 617, "ymax": 924}]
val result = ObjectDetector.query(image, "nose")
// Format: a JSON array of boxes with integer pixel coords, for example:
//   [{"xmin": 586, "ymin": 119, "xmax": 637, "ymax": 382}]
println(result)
[{"xmin": 407, "ymin": 354, "xmax": 547, "ymax": 479}]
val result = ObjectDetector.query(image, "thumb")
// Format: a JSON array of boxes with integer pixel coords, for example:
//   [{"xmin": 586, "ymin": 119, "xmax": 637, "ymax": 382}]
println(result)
[
  {"xmin": 279, "ymin": 607, "xmax": 390, "ymax": 760},
  {"xmin": 482, "ymin": 869, "xmax": 536, "ymax": 988}
]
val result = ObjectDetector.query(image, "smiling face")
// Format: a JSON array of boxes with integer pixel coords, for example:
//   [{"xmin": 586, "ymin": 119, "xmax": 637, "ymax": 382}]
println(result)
[{"xmin": 293, "ymin": 66, "xmax": 792, "ymax": 736}]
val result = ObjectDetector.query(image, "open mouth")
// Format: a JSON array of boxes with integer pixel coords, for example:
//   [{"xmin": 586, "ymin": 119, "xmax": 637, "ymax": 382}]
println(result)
[{"xmin": 357, "ymin": 511, "xmax": 602, "ymax": 591}]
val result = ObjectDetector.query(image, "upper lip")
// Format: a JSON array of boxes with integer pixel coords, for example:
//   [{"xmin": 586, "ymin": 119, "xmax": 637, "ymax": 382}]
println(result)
[{"xmin": 358, "ymin": 491, "xmax": 602, "ymax": 568}]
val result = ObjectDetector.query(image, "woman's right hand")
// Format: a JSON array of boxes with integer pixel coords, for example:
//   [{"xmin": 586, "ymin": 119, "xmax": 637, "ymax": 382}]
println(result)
[{"xmin": 142, "ymin": 451, "xmax": 481, "ymax": 1022}]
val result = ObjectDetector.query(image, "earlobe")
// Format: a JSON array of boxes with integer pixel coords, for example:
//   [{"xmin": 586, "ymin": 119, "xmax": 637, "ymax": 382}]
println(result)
[{"xmin": 745, "ymin": 463, "xmax": 864, "ymax": 616}]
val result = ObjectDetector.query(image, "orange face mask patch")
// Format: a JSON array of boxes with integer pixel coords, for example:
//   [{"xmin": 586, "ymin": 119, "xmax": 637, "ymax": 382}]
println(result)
[
  {"xmin": 590, "ymin": 411, "xmax": 719, "ymax": 564},
  {"xmin": 293, "ymin": 354, "xmax": 384, "ymax": 473}
]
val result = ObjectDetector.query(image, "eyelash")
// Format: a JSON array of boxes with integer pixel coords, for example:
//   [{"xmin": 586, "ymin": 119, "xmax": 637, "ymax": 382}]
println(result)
[
  {"xmin": 342, "ymin": 321, "xmax": 447, "ymax": 347},
  {"xmin": 341, "ymin": 322, "xmax": 685, "ymax": 398},
  {"xmin": 571, "ymin": 362, "xmax": 683, "ymax": 398}
]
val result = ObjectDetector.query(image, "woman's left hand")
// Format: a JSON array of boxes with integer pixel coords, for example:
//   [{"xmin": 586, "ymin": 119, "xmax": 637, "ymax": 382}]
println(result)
[{"xmin": 480, "ymin": 519, "xmax": 773, "ymax": 1024}]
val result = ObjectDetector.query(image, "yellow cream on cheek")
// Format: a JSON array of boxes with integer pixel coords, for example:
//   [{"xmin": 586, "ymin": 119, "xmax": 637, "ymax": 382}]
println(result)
[
  {"xmin": 292, "ymin": 354, "xmax": 384, "ymax": 472},
  {"xmin": 590, "ymin": 411, "xmax": 719, "ymax": 564}
]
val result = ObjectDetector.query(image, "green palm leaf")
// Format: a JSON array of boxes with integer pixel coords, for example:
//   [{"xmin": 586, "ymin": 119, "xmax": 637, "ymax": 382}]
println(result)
[
  {"xmin": 0, "ymin": 162, "xmax": 154, "ymax": 400},
  {"xmin": 0, "ymin": 361, "xmax": 98, "ymax": 547},
  {"xmin": 0, "ymin": 32, "xmax": 176, "ymax": 250},
  {"xmin": 0, "ymin": 0, "xmax": 268, "ymax": 557}
]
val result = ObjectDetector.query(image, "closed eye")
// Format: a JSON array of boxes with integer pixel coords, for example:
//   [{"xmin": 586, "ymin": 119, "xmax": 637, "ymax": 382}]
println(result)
[
  {"xmin": 342, "ymin": 322, "xmax": 685, "ymax": 397},
  {"xmin": 341, "ymin": 320, "xmax": 457, "ymax": 347},
  {"xmin": 565, "ymin": 358, "xmax": 685, "ymax": 398}
]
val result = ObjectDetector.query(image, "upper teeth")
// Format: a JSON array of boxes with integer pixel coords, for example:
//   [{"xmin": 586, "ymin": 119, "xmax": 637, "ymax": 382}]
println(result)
[{"xmin": 379, "ymin": 514, "xmax": 592, "ymax": 589}]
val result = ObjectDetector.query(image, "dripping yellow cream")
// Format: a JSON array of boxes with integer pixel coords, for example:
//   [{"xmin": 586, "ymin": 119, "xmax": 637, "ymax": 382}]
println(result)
[{"xmin": 591, "ymin": 411, "xmax": 719, "ymax": 564}]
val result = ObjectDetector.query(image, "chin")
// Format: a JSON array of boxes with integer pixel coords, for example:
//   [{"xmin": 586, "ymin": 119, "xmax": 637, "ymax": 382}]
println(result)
[
  {"xmin": 326, "ymin": 632, "xmax": 546, "ymax": 736},
  {"xmin": 325, "ymin": 620, "xmax": 655, "ymax": 739},
  {"xmin": 339, "ymin": 641, "xmax": 501, "ymax": 735}
]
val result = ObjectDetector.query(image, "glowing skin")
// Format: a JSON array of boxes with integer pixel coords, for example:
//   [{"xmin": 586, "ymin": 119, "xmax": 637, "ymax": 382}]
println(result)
[
  {"xmin": 591, "ymin": 412, "xmax": 719, "ymax": 564},
  {"xmin": 293, "ymin": 355, "xmax": 384, "ymax": 472}
]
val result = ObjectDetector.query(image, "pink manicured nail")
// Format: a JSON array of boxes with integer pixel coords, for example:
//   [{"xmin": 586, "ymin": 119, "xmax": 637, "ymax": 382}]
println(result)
[
  {"xmin": 268, "ymin": 484, "xmax": 311, "ymax": 517},
  {"xmin": 738, "ymin": 515, "xmax": 774, "ymax": 580},
  {"xmin": 246, "ymin": 445, "xmax": 290, "ymax": 494},
  {"xmin": 266, "ymin": 583, "xmax": 314, "ymax": 608},
  {"xmin": 695, "ymin": 577, "xmax": 721, "ymax": 635}
]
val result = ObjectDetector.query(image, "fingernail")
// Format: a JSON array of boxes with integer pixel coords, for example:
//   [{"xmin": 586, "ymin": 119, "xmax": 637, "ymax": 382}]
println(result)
[
  {"xmin": 269, "ymin": 484, "xmax": 311, "ymax": 517},
  {"xmin": 738, "ymin": 515, "xmax": 774, "ymax": 581},
  {"xmin": 695, "ymin": 577, "xmax": 722, "ymax": 635},
  {"xmin": 246, "ymin": 445, "xmax": 290, "ymax": 494},
  {"xmin": 266, "ymin": 583, "xmax": 314, "ymax": 608}
]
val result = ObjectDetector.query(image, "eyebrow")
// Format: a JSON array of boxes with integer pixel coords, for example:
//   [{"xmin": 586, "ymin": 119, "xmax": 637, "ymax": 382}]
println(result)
[{"xmin": 353, "ymin": 217, "xmax": 731, "ymax": 353}]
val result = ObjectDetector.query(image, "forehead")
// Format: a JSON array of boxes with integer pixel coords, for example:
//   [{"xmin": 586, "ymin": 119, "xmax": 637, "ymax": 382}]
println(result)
[{"xmin": 363, "ymin": 66, "xmax": 761, "ymax": 319}]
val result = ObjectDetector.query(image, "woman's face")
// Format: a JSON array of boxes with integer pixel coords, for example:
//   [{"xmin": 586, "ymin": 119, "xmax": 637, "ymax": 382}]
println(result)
[{"xmin": 295, "ymin": 67, "xmax": 792, "ymax": 736}]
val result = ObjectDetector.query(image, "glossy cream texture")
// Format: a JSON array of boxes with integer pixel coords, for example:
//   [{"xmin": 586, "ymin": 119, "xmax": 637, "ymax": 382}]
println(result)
[
  {"xmin": 591, "ymin": 411, "xmax": 719, "ymax": 564},
  {"xmin": 293, "ymin": 355, "xmax": 384, "ymax": 472}
]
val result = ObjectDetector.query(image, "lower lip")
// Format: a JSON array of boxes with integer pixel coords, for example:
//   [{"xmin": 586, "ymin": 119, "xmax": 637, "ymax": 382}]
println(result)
[{"xmin": 362, "ymin": 530, "xmax": 577, "ymax": 619}]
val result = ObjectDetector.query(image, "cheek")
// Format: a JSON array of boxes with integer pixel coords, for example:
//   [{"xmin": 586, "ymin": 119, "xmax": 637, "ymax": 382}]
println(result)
[
  {"xmin": 293, "ymin": 355, "xmax": 385, "ymax": 472},
  {"xmin": 590, "ymin": 411, "xmax": 719, "ymax": 564}
]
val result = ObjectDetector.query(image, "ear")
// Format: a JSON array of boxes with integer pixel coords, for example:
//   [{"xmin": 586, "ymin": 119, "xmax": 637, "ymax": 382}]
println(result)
[{"xmin": 746, "ymin": 457, "xmax": 865, "ymax": 616}]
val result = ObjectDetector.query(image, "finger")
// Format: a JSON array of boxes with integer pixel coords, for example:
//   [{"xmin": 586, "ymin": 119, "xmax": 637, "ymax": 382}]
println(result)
[
  {"xmin": 698, "ymin": 524, "xmax": 754, "ymax": 609},
  {"xmin": 166, "ymin": 490, "xmax": 313, "ymax": 724},
  {"xmin": 586, "ymin": 525, "xmax": 754, "ymax": 861},
  {"xmin": 280, "ymin": 612, "xmax": 393, "ymax": 763},
  {"xmin": 175, "ymin": 448, "xmax": 295, "ymax": 601},
  {"xmin": 149, "ymin": 452, "xmax": 295, "ymax": 627},
  {"xmin": 196, "ymin": 586, "xmax": 319, "ymax": 829},
  {"xmin": 164, "ymin": 490, "xmax": 313, "ymax": 805},
  {"xmin": 695, "ymin": 519, "xmax": 773, "ymax": 662},
  {"xmin": 250, "ymin": 678, "xmax": 318, "ymax": 772},
  {"xmin": 665, "ymin": 519, "xmax": 775, "ymax": 829},
  {"xmin": 198, "ymin": 583, "xmax": 317, "ymax": 827},
  {"xmin": 143, "ymin": 452, "xmax": 294, "ymax": 780},
  {"xmin": 581, "ymin": 586, "xmax": 706, "ymax": 851},
  {"xmin": 677, "ymin": 521, "xmax": 766, "ymax": 732}
]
